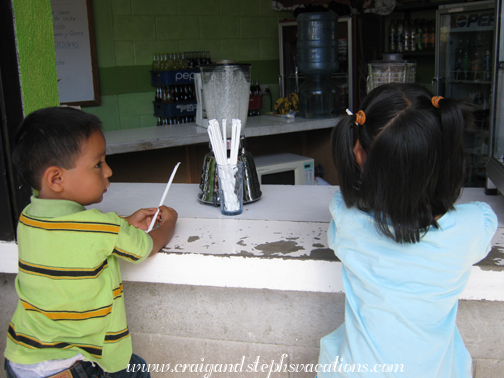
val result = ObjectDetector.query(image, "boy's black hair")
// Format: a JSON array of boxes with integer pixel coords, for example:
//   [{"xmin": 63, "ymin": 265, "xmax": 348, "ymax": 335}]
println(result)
[
  {"xmin": 12, "ymin": 107, "xmax": 103, "ymax": 191},
  {"xmin": 332, "ymin": 83, "xmax": 473, "ymax": 243}
]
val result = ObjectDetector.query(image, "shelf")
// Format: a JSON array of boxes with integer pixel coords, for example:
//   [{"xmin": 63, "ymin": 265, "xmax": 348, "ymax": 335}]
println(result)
[
  {"xmin": 287, "ymin": 73, "xmax": 349, "ymax": 79},
  {"xmin": 394, "ymin": 0, "xmax": 472, "ymax": 12},
  {"xmin": 446, "ymin": 78, "xmax": 492, "ymax": 85},
  {"xmin": 401, "ymin": 51, "xmax": 435, "ymax": 57},
  {"xmin": 465, "ymin": 128, "xmax": 490, "ymax": 135}
]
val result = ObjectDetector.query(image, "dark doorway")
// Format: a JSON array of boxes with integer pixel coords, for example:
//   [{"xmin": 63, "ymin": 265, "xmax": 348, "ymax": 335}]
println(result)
[{"xmin": 0, "ymin": 0, "xmax": 32, "ymax": 240}]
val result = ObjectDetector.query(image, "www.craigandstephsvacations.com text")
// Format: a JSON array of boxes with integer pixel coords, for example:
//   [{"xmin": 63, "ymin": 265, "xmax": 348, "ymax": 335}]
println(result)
[{"xmin": 126, "ymin": 354, "xmax": 405, "ymax": 377}]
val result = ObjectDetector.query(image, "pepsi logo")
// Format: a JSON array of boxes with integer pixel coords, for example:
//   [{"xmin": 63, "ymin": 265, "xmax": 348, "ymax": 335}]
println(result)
[
  {"xmin": 175, "ymin": 71, "xmax": 195, "ymax": 82},
  {"xmin": 455, "ymin": 13, "xmax": 494, "ymax": 28}
]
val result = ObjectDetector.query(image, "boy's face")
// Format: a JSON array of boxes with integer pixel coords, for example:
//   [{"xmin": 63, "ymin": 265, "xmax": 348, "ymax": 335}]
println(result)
[{"xmin": 62, "ymin": 131, "xmax": 112, "ymax": 206}]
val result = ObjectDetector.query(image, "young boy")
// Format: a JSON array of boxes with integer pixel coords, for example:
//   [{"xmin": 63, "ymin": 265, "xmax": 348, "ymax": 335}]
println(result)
[{"xmin": 4, "ymin": 107, "xmax": 177, "ymax": 377}]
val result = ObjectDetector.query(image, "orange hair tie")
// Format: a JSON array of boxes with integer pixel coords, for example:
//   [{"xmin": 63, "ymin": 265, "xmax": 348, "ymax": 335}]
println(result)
[
  {"xmin": 355, "ymin": 110, "xmax": 366, "ymax": 125},
  {"xmin": 431, "ymin": 96, "xmax": 443, "ymax": 108}
]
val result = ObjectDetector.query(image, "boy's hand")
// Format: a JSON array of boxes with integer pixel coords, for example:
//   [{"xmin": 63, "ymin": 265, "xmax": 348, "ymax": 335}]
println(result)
[
  {"xmin": 125, "ymin": 208, "xmax": 158, "ymax": 230},
  {"xmin": 157, "ymin": 205, "xmax": 178, "ymax": 226},
  {"xmin": 148, "ymin": 206, "xmax": 178, "ymax": 256}
]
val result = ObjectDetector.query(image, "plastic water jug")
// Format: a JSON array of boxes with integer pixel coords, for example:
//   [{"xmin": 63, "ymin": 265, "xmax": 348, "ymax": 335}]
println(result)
[{"xmin": 297, "ymin": 12, "xmax": 339, "ymax": 75}]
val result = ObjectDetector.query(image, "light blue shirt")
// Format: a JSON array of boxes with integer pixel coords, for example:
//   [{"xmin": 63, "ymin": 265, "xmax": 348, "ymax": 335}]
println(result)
[{"xmin": 318, "ymin": 190, "xmax": 497, "ymax": 377}]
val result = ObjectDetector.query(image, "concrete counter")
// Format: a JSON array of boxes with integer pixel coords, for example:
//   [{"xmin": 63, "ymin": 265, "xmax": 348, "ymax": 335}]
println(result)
[
  {"xmin": 1, "ymin": 184, "xmax": 504, "ymax": 377},
  {"xmin": 104, "ymin": 116, "xmax": 337, "ymax": 155},
  {"xmin": 2, "ymin": 183, "xmax": 503, "ymax": 300}
]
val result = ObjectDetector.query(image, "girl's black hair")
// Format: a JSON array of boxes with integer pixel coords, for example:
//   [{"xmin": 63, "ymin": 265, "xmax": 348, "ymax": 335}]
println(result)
[
  {"xmin": 332, "ymin": 83, "xmax": 473, "ymax": 243},
  {"xmin": 12, "ymin": 107, "xmax": 103, "ymax": 191}
]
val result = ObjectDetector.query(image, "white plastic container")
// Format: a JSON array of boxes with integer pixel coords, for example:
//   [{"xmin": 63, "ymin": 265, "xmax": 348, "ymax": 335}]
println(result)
[{"xmin": 367, "ymin": 60, "xmax": 417, "ymax": 93}]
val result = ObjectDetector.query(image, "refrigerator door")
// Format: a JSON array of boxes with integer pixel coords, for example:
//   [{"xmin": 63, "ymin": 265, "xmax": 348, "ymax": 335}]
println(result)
[
  {"xmin": 436, "ymin": 1, "xmax": 496, "ymax": 187},
  {"xmin": 278, "ymin": 17, "xmax": 353, "ymax": 114},
  {"xmin": 487, "ymin": 0, "xmax": 504, "ymax": 192},
  {"xmin": 491, "ymin": 65, "xmax": 504, "ymax": 164}
]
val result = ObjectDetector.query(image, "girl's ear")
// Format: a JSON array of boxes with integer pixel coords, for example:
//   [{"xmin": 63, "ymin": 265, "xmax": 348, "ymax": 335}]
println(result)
[
  {"xmin": 353, "ymin": 140, "xmax": 367, "ymax": 168},
  {"xmin": 42, "ymin": 166, "xmax": 64, "ymax": 193}
]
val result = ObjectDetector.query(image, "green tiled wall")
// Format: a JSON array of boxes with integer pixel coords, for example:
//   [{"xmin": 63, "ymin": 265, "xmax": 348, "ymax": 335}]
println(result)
[{"xmin": 85, "ymin": 0, "xmax": 292, "ymax": 131}]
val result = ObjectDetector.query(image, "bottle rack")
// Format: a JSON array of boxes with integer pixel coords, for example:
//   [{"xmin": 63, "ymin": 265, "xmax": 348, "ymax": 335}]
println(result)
[{"xmin": 151, "ymin": 69, "xmax": 199, "ymax": 124}]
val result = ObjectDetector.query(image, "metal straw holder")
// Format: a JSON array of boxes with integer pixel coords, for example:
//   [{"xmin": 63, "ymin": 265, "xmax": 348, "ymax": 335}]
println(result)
[{"xmin": 198, "ymin": 138, "xmax": 262, "ymax": 206}]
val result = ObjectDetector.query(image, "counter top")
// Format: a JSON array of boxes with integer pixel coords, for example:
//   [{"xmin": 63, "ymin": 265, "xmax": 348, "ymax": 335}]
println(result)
[
  {"xmin": 1, "ymin": 184, "xmax": 503, "ymax": 300},
  {"xmin": 104, "ymin": 115, "xmax": 338, "ymax": 155}
]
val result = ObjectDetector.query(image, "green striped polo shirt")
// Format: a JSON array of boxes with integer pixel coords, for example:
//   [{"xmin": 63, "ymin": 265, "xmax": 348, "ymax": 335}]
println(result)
[{"xmin": 5, "ymin": 195, "xmax": 153, "ymax": 372}]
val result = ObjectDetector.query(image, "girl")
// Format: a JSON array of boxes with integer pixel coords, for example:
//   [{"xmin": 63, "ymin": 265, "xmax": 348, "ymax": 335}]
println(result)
[{"xmin": 318, "ymin": 83, "xmax": 497, "ymax": 377}]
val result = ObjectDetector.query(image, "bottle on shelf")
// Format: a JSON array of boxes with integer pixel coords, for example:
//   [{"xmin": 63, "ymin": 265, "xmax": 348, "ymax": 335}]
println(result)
[
  {"xmin": 164, "ymin": 86, "xmax": 174, "ymax": 103},
  {"xmin": 474, "ymin": 35, "xmax": 486, "ymax": 81},
  {"xmin": 204, "ymin": 51, "xmax": 212, "ymax": 65},
  {"xmin": 396, "ymin": 19, "xmax": 404, "ymax": 53},
  {"xmin": 151, "ymin": 51, "xmax": 212, "ymax": 71},
  {"xmin": 172, "ymin": 86, "xmax": 180, "ymax": 102},
  {"xmin": 415, "ymin": 19, "xmax": 423, "ymax": 52},
  {"xmin": 454, "ymin": 39, "xmax": 464, "ymax": 80},
  {"xmin": 421, "ymin": 19, "xmax": 429, "ymax": 51},
  {"xmin": 485, "ymin": 47, "xmax": 492, "ymax": 81},
  {"xmin": 338, "ymin": 38, "xmax": 348, "ymax": 72},
  {"xmin": 157, "ymin": 54, "xmax": 164, "ymax": 70},
  {"xmin": 462, "ymin": 39, "xmax": 471, "ymax": 80},
  {"xmin": 183, "ymin": 85, "xmax": 190, "ymax": 101},
  {"xmin": 186, "ymin": 52, "xmax": 194, "ymax": 68},
  {"xmin": 472, "ymin": 50, "xmax": 482, "ymax": 81},
  {"xmin": 254, "ymin": 79, "xmax": 261, "ymax": 96},
  {"xmin": 157, "ymin": 115, "xmax": 196, "ymax": 126},
  {"xmin": 152, "ymin": 53, "xmax": 159, "ymax": 70},
  {"xmin": 404, "ymin": 19, "xmax": 411, "ymax": 53},
  {"xmin": 427, "ymin": 20, "xmax": 435, "ymax": 52},
  {"xmin": 388, "ymin": 20, "xmax": 396, "ymax": 53},
  {"xmin": 409, "ymin": 20, "xmax": 416, "ymax": 52},
  {"xmin": 164, "ymin": 53, "xmax": 172, "ymax": 70}
]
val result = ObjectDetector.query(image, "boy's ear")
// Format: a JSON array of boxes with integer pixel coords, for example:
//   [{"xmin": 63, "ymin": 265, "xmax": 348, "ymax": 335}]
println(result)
[
  {"xmin": 353, "ymin": 140, "xmax": 367, "ymax": 168},
  {"xmin": 42, "ymin": 166, "xmax": 64, "ymax": 193}
]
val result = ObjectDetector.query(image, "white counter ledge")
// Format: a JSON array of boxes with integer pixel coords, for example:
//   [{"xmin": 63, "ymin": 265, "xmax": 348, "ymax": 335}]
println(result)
[
  {"xmin": 104, "ymin": 116, "xmax": 338, "ymax": 155},
  {"xmin": 1, "ymin": 184, "xmax": 503, "ymax": 301}
]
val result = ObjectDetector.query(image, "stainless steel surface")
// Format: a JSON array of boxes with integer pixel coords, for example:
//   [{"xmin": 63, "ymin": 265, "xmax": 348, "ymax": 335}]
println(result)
[{"xmin": 198, "ymin": 139, "xmax": 262, "ymax": 206}]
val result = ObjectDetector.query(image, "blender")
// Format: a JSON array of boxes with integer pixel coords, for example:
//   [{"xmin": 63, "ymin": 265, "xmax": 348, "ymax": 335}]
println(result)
[{"xmin": 197, "ymin": 63, "xmax": 262, "ymax": 205}]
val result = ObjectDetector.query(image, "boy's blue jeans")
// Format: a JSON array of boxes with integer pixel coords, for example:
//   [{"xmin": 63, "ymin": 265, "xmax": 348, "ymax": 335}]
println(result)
[{"xmin": 4, "ymin": 354, "xmax": 151, "ymax": 378}]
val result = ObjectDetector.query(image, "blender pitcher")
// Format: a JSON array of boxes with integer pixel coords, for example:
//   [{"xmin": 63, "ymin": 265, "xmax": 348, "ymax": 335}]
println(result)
[{"xmin": 200, "ymin": 63, "xmax": 251, "ymax": 136}]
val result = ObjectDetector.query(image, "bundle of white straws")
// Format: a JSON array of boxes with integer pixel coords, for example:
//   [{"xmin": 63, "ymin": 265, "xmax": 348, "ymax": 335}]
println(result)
[{"xmin": 207, "ymin": 119, "xmax": 242, "ymax": 212}]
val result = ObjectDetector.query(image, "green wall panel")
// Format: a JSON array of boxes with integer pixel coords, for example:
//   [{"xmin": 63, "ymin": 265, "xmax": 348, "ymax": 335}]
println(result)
[
  {"xmin": 156, "ymin": 16, "xmax": 201, "ymax": 40},
  {"xmin": 12, "ymin": 0, "xmax": 59, "ymax": 114},
  {"xmin": 87, "ymin": 0, "xmax": 293, "ymax": 130},
  {"xmin": 99, "ymin": 66, "xmax": 153, "ymax": 95},
  {"xmin": 93, "ymin": 0, "xmax": 116, "ymax": 67}
]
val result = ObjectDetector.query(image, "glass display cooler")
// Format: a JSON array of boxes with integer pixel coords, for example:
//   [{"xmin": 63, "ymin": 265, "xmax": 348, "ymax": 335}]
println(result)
[
  {"xmin": 278, "ymin": 16, "xmax": 353, "ymax": 115},
  {"xmin": 434, "ymin": 0, "xmax": 496, "ymax": 187},
  {"xmin": 486, "ymin": 0, "xmax": 504, "ymax": 193}
]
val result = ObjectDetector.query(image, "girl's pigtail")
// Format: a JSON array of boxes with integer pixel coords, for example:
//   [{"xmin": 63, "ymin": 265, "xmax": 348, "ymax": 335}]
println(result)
[
  {"xmin": 331, "ymin": 116, "xmax": 361, "ymax": 207},
  {"xmin": 433, "ymin": 97, "xmax": 471, "ymax": 214}
]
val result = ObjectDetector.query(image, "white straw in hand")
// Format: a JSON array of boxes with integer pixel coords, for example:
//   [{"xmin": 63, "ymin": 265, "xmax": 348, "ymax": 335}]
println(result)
[{"xmin": 147, "ymin": 162, "xmax": 181, "ymax": 232}]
